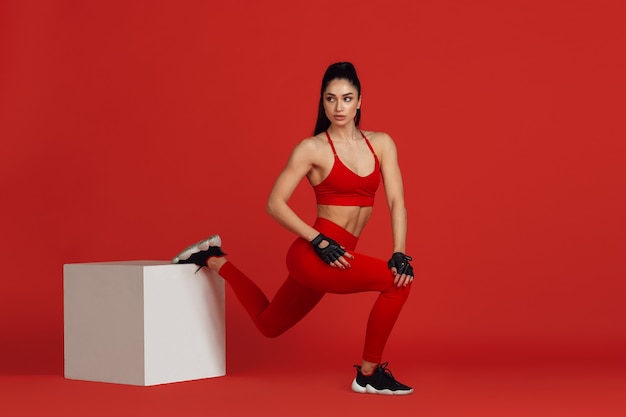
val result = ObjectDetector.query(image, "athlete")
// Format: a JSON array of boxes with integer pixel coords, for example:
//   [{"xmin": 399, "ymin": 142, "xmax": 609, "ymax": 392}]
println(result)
[{"xmin": 173, "ymin": 62, "xmax": 415, "ymax": 395}]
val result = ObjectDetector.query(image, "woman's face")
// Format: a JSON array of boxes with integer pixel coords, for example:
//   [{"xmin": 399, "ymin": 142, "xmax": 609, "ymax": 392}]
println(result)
[{"xmin": 323, "ymin": 78, "xmax": 361, "ymax": 127}]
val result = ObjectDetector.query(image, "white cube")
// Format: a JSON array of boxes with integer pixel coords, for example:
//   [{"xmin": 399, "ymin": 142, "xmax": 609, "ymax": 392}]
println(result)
[{"xmin": 64, "ymin": 261, "xmax": 225, "ymax": 386}]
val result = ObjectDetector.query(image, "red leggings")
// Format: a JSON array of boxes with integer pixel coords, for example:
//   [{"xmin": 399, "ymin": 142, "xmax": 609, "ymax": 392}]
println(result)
[{"xmin": 217, "ymin": 217, "xmax": 411, "ymax": 363}]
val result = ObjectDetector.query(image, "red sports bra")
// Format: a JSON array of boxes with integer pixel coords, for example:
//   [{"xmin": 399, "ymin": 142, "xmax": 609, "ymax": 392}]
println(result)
[{"xmin": 313, "ymin": 131, "xmax": 381, "ymax": 207}]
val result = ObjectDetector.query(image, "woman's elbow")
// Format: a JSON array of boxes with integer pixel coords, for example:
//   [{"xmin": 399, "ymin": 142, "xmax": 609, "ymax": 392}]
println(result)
[
  {"xmin": 266, "ymin": 198, "xmax": 281, "ymax": 219},
  {"xmin": 387, "ymin": 198, "xmax": 406, "ymax": 213},
  {"xmin": 266, "ymin": 200, "xmax": 276, "ymax": 217}
]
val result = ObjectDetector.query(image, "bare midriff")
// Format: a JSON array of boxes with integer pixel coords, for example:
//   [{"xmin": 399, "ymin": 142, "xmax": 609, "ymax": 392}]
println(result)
[{"xmin": 316, "ymin": 205, "xmax": 373, "ymax": 237}]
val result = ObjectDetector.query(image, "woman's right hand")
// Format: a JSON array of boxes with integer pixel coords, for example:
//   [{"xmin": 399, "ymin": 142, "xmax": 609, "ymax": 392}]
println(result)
[{"xmin": 310, "ymin": 233, "xmax": 353, "ymax": 269}]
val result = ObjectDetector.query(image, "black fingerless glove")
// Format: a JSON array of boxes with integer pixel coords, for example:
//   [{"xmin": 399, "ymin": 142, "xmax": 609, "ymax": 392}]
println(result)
[
  {"xmin": 387, "ymin": 252, "xmax": 414, "ymax": 277},
  {"xmin": 311, "ymin": 233, "xmax": 346, "ymax": 264}
]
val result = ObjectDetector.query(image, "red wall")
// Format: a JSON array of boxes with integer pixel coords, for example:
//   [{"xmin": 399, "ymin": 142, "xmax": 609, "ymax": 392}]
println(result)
[{"xmin": 1, "ymin": 0, "xmax": 625, "ymax": 375}]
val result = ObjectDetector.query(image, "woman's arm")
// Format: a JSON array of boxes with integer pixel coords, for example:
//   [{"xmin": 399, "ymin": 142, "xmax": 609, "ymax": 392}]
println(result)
[
  {"xmin": 266, "ymin": 138, "xmax": 321, "ymax": 242},
  {"xmin": 378, "ymin": 132, "xmax": 413, "ymax": 286},
  {"xmin": 378, "ymin": 133, "xmax": 408, "ymax": 253},
  {"xmin": 266, "ymin": 138, "xmax": 354, "ymax": 269}
]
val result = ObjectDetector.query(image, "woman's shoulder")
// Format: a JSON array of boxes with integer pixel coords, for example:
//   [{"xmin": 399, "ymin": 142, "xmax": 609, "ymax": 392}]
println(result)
[
  {"xmin": 361, "ymin": 129, "xmax": 393, "ymax": 140},
  {"xmin": 360, "ymin": 130, "xmax": 395, "ymax": 148},
  {"xmin": 288, "ymin": 134, "xmax": 329, "ymax": 162},
  {"xmin": 294, "ymin": 133, "xmax": 329, "ymax": 151}
]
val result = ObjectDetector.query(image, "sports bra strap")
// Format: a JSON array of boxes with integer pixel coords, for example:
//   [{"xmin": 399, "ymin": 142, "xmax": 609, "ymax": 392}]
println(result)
[
  {"xmin": 360, "ymin": 131, "xmax": 376, "ymax": 157},
  {"xmin": 324, "ymin": 131, "xmax": 337, "ymax": 156}
]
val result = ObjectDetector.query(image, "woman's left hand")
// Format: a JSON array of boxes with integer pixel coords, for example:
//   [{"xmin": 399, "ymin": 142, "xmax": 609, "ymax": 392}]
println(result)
[{"xmin": 388, "ymin": 252, "xmax": 414, "ymax": 287}]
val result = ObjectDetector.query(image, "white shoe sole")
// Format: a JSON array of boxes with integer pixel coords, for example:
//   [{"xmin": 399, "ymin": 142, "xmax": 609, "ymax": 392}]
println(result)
[
  {"xmin": 172, "ymin": 234, "xmax": 222, "ymax": 264},
  {"xmin": 351, "ymin": 378, "xmax": 414, "ymax": 395}
]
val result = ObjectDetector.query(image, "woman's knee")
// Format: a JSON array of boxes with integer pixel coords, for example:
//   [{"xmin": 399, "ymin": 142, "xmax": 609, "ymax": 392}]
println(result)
[
  {"xmin": 258, "ymin": 326, "xmax": 286, "ymax": 338},
  {"xmin": 386, "ymin": 282, "xmax": 412, "ymax": 303},
  {"xmin": 255, "ymin": 319, "xmax": 289, "ymax": 338}
]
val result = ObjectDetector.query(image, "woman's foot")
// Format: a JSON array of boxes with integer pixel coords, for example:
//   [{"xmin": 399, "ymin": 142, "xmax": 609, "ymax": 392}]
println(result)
[
  {"xmin": 351, "ymin": 362, "xmax": 413, "ymax": 395},
  {"xmin": 172, "ymin": 235, "xmax": 225, "ymax": 269}
]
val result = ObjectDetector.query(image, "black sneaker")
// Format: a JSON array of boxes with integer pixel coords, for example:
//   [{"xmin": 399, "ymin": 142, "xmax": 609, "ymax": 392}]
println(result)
[
  {"xmin": 351, "ymin": 362, "xmax": 414, "ymax": 395},
  {"xmin": 172, "ymin": 235, "xmax": 225, "ymax": 268}
]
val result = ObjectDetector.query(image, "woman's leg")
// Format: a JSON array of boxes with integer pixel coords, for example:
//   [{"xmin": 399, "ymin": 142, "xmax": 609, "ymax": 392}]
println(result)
[
  {"xmin": 174, "ymin": 225, "xmax": 412, "ymax": 393},
  {"xmin": 209, "ymin": 257, "xmax": 325, "ymax": 338},
  {"xmin": 286, "ymin": 219, "xmax": 412, "ymax": 366}
]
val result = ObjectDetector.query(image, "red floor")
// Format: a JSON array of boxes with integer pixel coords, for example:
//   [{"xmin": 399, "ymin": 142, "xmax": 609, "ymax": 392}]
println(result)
[{"xmin": 2, "ymin": 360, "xmax": 624, "ymax": 417}]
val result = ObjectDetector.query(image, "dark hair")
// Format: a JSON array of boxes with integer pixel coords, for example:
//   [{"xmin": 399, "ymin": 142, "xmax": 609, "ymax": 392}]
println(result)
[{"xmin": 313, "ymin": 62, "xmax": 362, "ymax": 135}]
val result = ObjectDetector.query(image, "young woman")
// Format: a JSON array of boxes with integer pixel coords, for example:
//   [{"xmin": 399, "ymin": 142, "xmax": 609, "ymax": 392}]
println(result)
[{"xmin": 173, "ymin": 62, "xmax": 415, "ymax": 395}]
